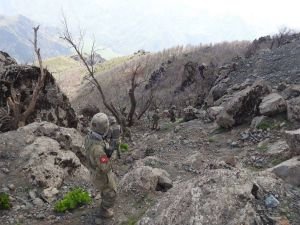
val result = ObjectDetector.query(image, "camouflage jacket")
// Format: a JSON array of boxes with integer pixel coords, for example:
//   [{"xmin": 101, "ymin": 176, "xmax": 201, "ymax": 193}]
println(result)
[{"xmin": 84, "ymin": 131, "xmax": 111, "ymax": 173}]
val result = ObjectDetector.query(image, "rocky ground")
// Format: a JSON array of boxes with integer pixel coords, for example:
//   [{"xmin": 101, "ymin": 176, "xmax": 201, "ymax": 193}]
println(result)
[
  {"xmin": 0, "ymin": 113, "xmax": 300, "ymax": 225},
  {"xmin": 1, "ymin": 34, "xmax": 300, "ymax": 225}
]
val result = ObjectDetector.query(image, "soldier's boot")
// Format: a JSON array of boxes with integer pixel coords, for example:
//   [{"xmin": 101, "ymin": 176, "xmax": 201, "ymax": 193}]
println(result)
[{"xmin": 99, "ymin": 206, "xmax": 114, "ymax": 219}]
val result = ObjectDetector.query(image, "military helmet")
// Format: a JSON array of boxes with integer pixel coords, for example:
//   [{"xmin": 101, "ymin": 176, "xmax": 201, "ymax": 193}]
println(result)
[
  {"xmin": 109, "ymin": 116, "xmax": 117, "ymax": 125},
  {"xmin": 90, "ymin": 113, "xmax": 109, "ymax": 135}
]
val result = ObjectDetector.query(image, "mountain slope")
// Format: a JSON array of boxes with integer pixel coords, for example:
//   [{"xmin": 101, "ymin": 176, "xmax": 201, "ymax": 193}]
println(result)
[{"xmin": 0, "ymin": 15, "xmax": 70, "ymax": 63}]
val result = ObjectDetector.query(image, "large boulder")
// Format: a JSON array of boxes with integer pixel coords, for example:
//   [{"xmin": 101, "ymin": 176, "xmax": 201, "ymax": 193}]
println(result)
[
  {"xmin": 119, "ymin": 166, "xmax": 173, "ymax": 193},
  {"xmin": 137, "ymin": 169, "xmax": 288, "ymax": 225},
  {"xmin": 183, "ymin": 106, "xmax": 198, "ymax": 122},
  {"xmin": 259, "ymin": 93, "xmax": 286, "ymax": 116},
  {"xmin": 0, "ymin": 52, "xmax": 78, "ymax": 132},
  {"xmin": 281, "ymin": 85, "xmax": 300, "ymax": 100},
  {"xmin": 285, "ymin": 129, "xmax": 300, "ymax": 155},
  {"xmin": 21, "ymin": 136, "xmax": 85, "ymax": 188},
  {"xmin": 270, "ymin": 157, "xmax": 300, "ymax": 186},
  {"xmin": 287, "ymin": 96, "xmax": 300, "ymax": 122},
  {"xmin": 207, "ymin": 106, "xmax": 224, "ymax": 121},
  {"xmin": 0, "ymin": 122, "xmax": 88, "ymax": 189},
  {"xmin": 216, "ymin": 80, "xmax": 271, "ymax": 128}
]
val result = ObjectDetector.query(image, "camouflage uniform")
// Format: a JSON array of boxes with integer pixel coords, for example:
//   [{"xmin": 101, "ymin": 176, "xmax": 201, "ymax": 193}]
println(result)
[
  {"xmin": 152, "ymin": 109, "xmax": 160, "ymax": 130},
  {"xmin": 84, "ymin": 113, "xmax": 117, "ymax": 219},
  {"xmin": 169, "ymin": 105, "xmax": 176, "ymax": 123},
  {"xmin": 107, "ymin": 116, "xmax": 121, "ymax": 159}
]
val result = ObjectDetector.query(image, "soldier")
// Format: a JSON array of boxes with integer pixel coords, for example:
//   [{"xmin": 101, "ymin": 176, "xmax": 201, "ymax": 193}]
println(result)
[
  {"xmin": 84, "ymin": 113, "xmax": 117, "ymax": 220},
  {"xmin": 107, "ymin": 116, "xmax": 121, "ymax": 159},
  {"xmin": 168, "ymin": 105, "xmax": 176, "ymax": 123},
  {"xmin": 152, "ymin": 109, "xmax": 160, "ymax": 130}
]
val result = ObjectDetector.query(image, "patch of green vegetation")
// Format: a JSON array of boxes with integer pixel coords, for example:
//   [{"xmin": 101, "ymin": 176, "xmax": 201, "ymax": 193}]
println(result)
[
  {"xmin": 247, "ymin": 166, "xmax": 264, "ymax": 172},
  {"xmin": 257, "ymin": 144, "xmax": 268, "ymax": 153},
  {"xmin": 160, "ymin": 122, "xmax": 174, "ymax": 131},
  {"xmin": 208, "ymin": 136, "xmax": 216, "ymax": 143},
  {"xmin": 44, "ymin": 56, "xmax": 82, "ymax": 73},
  {"xmin": 121, "ymin": 209, "xmax": 148, "ymax": 225},
  {"xmin": 212, "ymin": 126, "xmax": 230, "ymax": 134},
  {"xmin": 270, "ymin": 157, "xmax": 285, "ymax": 166},
  {"xmin": 54, "ymin": 188, "xmax": 91, "ymax": 213},
  {"xmin": 176, "ymin": 118, "xmax": 184, "ymax": 124},
  {"xmin": 256, "ymin": 121, "xmax": 274, "ymax": 130},
  {"xmin": 0, "ymin": 193, "xmax": 11, "ymax": 210},
  {"xmin": 95, "ymin": 55, "xmax": 133, "ymax": 74},
  {"xmin": 120, "ymin": 143, "xmax": 129, "ymax": 153},
  {"xmin": 121, "ymin": 216, "xmax": 139, "ymax": 225}
]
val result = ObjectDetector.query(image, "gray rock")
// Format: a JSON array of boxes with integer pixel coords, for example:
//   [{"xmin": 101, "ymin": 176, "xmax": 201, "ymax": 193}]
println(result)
[
  {"xmin": 270, "ymin": 156, "xmax": 300, "ymax": 186},
  {"xmin": 120, "ymin": 166, "xmax": 172, "ymax": 193},
  {"xmin": 287, "ymin": 96, "xmax": 300, "ymax": 122},
  {"xmin": 183, "ymin": 106, "xmax": 198, "ymax": 122},
  {"xmin": 43, "ymin": 187, "xmax": 59, "ymax": 202},
  {"xmin": 230, "ymin": 142, "xmax": 239, "ymax": 148},
  {"xmin": 35, "ymin": 213, "xmax": 45, "ymax": 219},
  {"xmin": 29, "ymin": 190, "xmax": 37, "ymax": 199},
  {"xmin": 207, "ymin": 106, "xmax": 224, "ymax": 121},
  {"xmin": 8, "ymin": 184, "xmax": 15, "ymax": 191},
  {"xmin": 216, "ymin": 80, "xmax": 272, "ymax": 128},
  {"xmin": 137, "ymin": 169, "xmax": 283, "ymax": 225},
  {"xmin": 268, "ymin": 140, "xmax": 289, "ymax": 155},
  {"xmin": 2, "ymin": 187, "xmax": 9, "ymax": 193},
  {"xmin": 285, "ymin": 129, "xmax": 300, "ymax": 155},
  {"xmin": 1, "ymin": 168, "xmax": 9, "ymax": 174},
  {"xmin": 265, "ymin": 194, "xmax": 279, "ymax": 208},
  {"xmin": 21, "ymin": 135, "xmax": 88, "ymax": 188},
  {"xmin": 281, "ymin": 84, "xmax": 300, "ymax": 100},
  {"xmin": 259, "ymin": 93, "xmax": 286, "ymax": 116},
  {"xmin": 32, "ymin": 198, "xmax": 44, "ymax": 207}
]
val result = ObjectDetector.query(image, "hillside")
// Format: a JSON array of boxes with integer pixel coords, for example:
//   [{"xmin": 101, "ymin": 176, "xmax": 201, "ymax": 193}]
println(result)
[
  {"xmin": 0, "ymin": 15, "xmax": 70, "ymax": 63},
  {"xmin": 1, "ymin": 32, "xmax": 300, "ymax": 225}
]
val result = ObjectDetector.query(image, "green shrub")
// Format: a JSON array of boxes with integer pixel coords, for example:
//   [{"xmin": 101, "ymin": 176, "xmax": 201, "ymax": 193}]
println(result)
[
  {"xmin": 0, "ymin": 193, "xmax": 11, "ymax": 210},
  {"xmin": 120, "ymin": 143, "xmax": 129, "ymax": 153},
  {"xmin": 257, "ymin": 121, "xmax": 275, "ymax": 130},
  {"xmin": 54, "ymin": 188, "xmax": 91, "ymax": 213}
]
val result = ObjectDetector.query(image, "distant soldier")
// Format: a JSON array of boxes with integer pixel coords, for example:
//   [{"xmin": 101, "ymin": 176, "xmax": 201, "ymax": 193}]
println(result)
[
  {"xmin": 84, "ymin": 113, "xmax": 117, "ymax": 220},
  {"xmin": 107, "ymin": 116, "xmax": 121, "ymax": 159},
  {"xmin": 152, "ymin": 109, "xmax": 160, "ymax": 130},
  {"xmin": 168, "ymin": 105, "xmax": 176, "ymax": 123}
]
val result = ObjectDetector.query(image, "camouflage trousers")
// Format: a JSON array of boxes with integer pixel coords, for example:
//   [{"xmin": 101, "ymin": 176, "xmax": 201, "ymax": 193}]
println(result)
[
  {"xmin": 152, "ymin": 120, "xmax": 159, "ymax": 130},
  {"xmin": 90, "ymin": 169, "xmax": 117, "ymax": 209}
]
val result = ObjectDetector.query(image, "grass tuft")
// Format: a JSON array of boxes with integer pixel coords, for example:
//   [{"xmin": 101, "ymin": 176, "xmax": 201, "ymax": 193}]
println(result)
[
  {"xmin": 120, "ymin": 143, "xmax": 129, "ymax": 153},
  {"xmin": 0, "ymin": 193, "xmax": 11, "ymax": 210},
  {"xmin": 54, "ymin": 188, "xmax": 91, "ymax": 213}
]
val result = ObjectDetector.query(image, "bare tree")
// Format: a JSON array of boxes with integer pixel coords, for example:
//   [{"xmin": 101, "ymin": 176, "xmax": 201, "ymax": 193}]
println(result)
[
  {"xmin": 6, "ymin": 26, "xmax": 47, "ymax": 128},
  {"xmin": 60, "ymin": 15, "xmax": 154, "ymax": 130},
  {"xmin": 126, "ymin": 63, "xmax": 154, "ymax": 126},
  {"xmin": 60, "ymin": 15, "xmax": 127, "ymax": 130}
]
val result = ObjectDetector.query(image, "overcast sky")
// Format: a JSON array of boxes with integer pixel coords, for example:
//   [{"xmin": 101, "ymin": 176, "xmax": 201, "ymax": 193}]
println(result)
[{"xmin": 0, "ymin": 0, "xmax": 299, "ymax": 53}]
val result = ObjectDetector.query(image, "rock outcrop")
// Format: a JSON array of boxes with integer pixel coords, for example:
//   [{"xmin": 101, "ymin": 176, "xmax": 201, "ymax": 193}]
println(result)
[
  {"xmin": 0, "ymin": 52, "xmax": 78, "ymax": 132},
  {"xmin": 285, "ymin": 129, "xmax": 300, "ymax": 155},
  {"xmin": 270, "ymin": 156, "xmax": 300, "ymax": 186},
  {"xmin": 0, "ymin": 122, "xmax": 88, "ymax": 189},
  {"xmin": 119, "ymin": 166, "xmax": 173, "ymax": 193},
  {"xmin": 137, "ymin": 169, "xmax": 286, "ymax": 225},
  {"xmin": 259, "ymin": 93, "xmax": 286, "ymax": 116},
  {"xmin": 216, "ymin": 80, "xmax": 271, "ymax": 128},
  {"xmin": 287, "ymin": 96, "xmax": 300, "ymax": 122}
]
